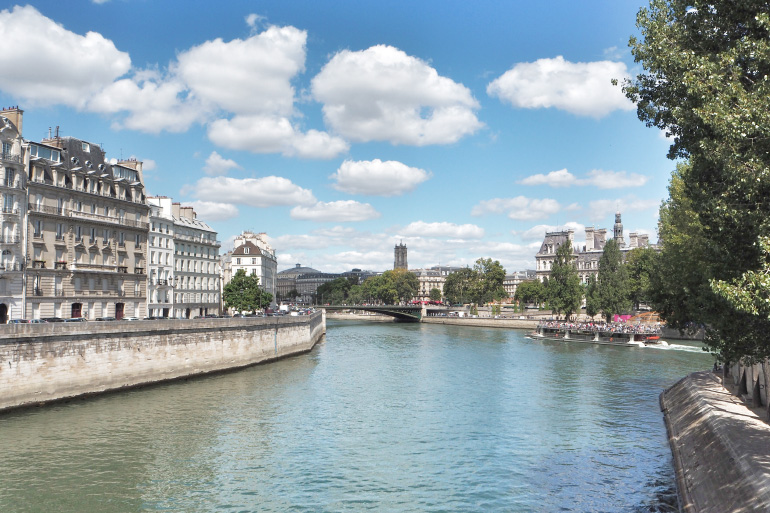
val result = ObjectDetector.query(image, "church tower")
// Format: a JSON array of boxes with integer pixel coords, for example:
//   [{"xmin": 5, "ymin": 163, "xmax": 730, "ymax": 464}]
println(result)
[
  {"xmin": 613, "ymin": 211, "xmax": 625, "ymax": 247},
  {"xmin": 394, "ymin": 242, "xmax": 408, "ymax": 270}
]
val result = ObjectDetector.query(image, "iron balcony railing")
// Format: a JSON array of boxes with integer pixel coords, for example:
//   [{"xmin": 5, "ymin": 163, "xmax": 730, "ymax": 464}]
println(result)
[
  {"xmin": 0, "ymin": 235, "xmax": 21, "ymax": 244},
  {"xmin": 0, "ymin": 179, "xmax": 22, "ymax": 189},
  {"xmin": 0, "ymin": 152, "xmax": 22, "ymax": 165}
]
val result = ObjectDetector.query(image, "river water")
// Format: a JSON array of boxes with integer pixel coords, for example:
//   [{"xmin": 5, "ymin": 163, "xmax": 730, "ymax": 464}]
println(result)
[{"xmin": 0, "ymin": 321, "xmax": 712, "ymax": 512}]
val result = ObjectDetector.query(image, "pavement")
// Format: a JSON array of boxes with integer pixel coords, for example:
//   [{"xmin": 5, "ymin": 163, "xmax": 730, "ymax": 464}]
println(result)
[{"xmin": 661, "ymin": 371, "xmax": 770, "ymax": 512}]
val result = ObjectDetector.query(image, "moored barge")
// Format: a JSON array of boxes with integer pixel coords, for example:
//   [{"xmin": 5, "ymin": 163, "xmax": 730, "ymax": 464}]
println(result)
[{"xmin": 529, "ymin": 322, "xmax": 663, "ymax": 347}]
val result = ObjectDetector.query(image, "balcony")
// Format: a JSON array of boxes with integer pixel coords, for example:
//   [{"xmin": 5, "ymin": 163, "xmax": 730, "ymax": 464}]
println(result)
[
  {"xmin": 28, "ymin": 203, "xmax": 64, "ymax": 216},
  {"xmin": 0, "ymin": 263, "xmax": 23, "ymax": 272},
  {"xmin": 118, "ymin": 241, "xmax": 126, "ymax": 248},
  {"xmin": 1, "ymin": 152, "xmax": 22, "ymax": 165},
  {"xmin": 0, "ymin": 179, "xmax": 21, "ymax": 189},
  {"xmin": 31, "ymin": 260, "xmax": 46, "ymax": 269},
  {"xmin": 55, "ymin": 233, "xmax": 65, "ymax": 241},
  {"xmin": 54, "ymin": 261, "xmax": 67, "ymax": 270},
  {"xmin": 117, "ymin": 266, "xmax": 128, "ymax": 273},
  {"xmin": 33, "ymin": 287, "xmax": 43, "ymax": 296},
  {"xmin": 1, "ymin": 207, "xmax": 18, "ymax": 215},
  {"xmin": 0, "ymin": 235, "xmax": 21, "ymax": 244},
  {"xmin": 134, "ymin": 267, "xmax": 145, "ymax": 274}
]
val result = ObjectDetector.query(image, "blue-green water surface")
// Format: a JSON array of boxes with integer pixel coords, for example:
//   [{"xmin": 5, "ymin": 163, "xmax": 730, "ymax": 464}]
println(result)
[{"xmin": 0, "ymin": 321, "xmax": 713, "ymax": 512}]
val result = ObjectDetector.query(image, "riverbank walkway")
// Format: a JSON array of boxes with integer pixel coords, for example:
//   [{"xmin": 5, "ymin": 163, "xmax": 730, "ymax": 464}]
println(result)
[{"xmin": 661, "ymin": 371, "xmax": 770, "ymax": 512}]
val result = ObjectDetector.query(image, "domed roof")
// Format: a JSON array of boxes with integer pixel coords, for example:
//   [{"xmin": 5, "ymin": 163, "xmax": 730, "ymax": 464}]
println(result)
[{"xmin": 278, "ymin": 263, "xmax": 319, "ymax": 277}]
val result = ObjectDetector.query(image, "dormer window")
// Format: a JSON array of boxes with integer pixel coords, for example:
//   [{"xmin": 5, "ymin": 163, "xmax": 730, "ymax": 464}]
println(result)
[
  {"xmin": 82, "ymin": 142, "xmax": 90, "ymax": 152},
  {"xmin": 244, "ymin": 247, "xmax": 250, "ymax": 254}
]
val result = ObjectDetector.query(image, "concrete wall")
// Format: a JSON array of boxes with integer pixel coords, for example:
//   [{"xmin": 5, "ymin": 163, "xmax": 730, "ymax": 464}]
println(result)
[
  {"xmin": 661, "ymin": 371, "xmax": 770, "ymax": 512},
  {"xmin": 422, "ymin": 317, "xmax": 536, "ymax": 330},
  {"xmin": 0, "ymin": 311, "xmax": 326, "ymax": 412}
]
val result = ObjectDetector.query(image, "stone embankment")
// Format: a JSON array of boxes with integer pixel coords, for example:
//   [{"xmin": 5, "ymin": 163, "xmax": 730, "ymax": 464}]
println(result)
[
  {"xmin": 661, "ymin": 371, "xmax": 770, "ymax": 512},
  {"xmin": 0, "ymin": 312, "xmax": 326, "ymax": 412},
  {"xmin": 421, "ymin": 316, "xmax": 537, "ymax": 329}
]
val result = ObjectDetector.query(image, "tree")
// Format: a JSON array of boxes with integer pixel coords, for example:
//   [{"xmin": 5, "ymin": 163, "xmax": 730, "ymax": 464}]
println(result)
[
  {"xmin": 429, "ymin": 288, "xmax": 442, "ymax": 302},
  {"xmin": 443, "ymin": 268, "xmax": 475, "ymax": 305},
  {"xmin": 625, "ymin": 246, "xmax": 657, "ymax": 311},
  {"xmin": 596, "ymin": 239, "xmax": 630, "ymax": 322},
  {"xmin": 623, "ymin": 0, "xmax": 770, "ymax": 361},
  {"xmin": 515, "ymin": 280, "xmax": 546, "ymax": 308},
  {"xmin": 472, "ymin": 258, "xmax": 507, "ymax": 305},
  {"xmin": 223, "ymin": 269, "xmax": 272, "ymax": 313},
  {"xmin": 547, "ymin": 240, "xmax": 582, "ymax": 320},
  {"xmin": 315, "ymin": 277, "xmax": 352, "ymax": 305},
  {"xmin": 359, "ymin": 269, "xmax": 418, "ymax": 304},
  {"xmin": 584, "ymin": 274, "xmax": 601, "ymax": 319}
]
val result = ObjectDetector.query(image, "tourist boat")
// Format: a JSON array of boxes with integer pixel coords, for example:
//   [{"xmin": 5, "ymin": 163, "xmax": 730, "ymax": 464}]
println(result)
[{"xmin": 529, "ymin": 323, "xmax": 663, "ymax": 347}]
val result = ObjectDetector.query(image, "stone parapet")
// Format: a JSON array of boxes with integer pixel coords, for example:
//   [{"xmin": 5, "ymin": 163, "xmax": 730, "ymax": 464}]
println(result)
[
  {"xmin": 0, "ymin": 312, "xmax": 326, "ymax": 412},
  {"xmin": 421, "ymin": 317, "xmax": 537, "ymax": 329},
  {"xmin": 661, "ymin": 371, "xmax": 770, "ymax": 512}
]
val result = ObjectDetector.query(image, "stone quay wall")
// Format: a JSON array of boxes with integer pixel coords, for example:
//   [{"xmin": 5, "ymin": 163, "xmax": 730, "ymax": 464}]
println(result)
[
  {"xmin": 0, "ymin": 311, "xmax": 326, "ymax": 412},
  {"xmin": 421, "ymin": 317, "xmax": 537, "ymax": 330},
  {"xmin": 661, "ymin": 371, "xmax": 770, "ymax": 513}
]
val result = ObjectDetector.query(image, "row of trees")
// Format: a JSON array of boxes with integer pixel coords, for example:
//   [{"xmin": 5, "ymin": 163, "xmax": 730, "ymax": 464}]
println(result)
[
  {"xmin": 620, "ymin": 0, "xmax": 770, "ymax": 363},
  {"xmin": 514, "ymin": 240, "xmax": 657, "ymax": 322}
]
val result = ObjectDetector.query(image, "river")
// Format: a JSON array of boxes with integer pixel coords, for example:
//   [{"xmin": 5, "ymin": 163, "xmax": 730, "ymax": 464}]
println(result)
[{"xmin": 0, "ymin": 320, "xmax": 713, "ymax": 512}]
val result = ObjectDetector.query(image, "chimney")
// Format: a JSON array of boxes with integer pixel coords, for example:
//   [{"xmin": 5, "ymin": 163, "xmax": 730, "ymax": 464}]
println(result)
[
  {"xmin": 585, "ymin": 227, "xmax": 595, "ymax": 251},
  {"xmin": 172, "ymin": 202, "xmax": 181, "ymax": 219},
  {"xmin": 629, "ymin": 232, "xmax": 638, "ymax": 248},
  {"xmin": 0, "ymin": 107, "xmax": 23, "ymax": 135},
  {"xmin": 639, "ymin": 234, "xmax": 649, "ymax": 247}
]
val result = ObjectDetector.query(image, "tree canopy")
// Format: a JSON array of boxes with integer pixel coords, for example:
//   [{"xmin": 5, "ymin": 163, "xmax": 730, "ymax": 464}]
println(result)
[
  {"xmin": 223, "ymin": 270, "xmax": 273, "ymax": 313},
  {"xmin": 443, "ymin": 258, "xmax": 507, "ymax": 305},
  {"xmin": 624, "ymin": 0, "xmax": 770, "ymax": 361},
  {"xmin": 546, "ymin": 240, "xmax": 582, "ymax": 320},
  {"xmin": 515, "ymin": 279, "xmax": 546, "ymax": 308},
  {"xmin": 596, "ymin": 239, "xmax": 631, "ymax": 322},
  {"xmin": 355, "ymin": 269, "xmax": 419, "ymax": 305}
]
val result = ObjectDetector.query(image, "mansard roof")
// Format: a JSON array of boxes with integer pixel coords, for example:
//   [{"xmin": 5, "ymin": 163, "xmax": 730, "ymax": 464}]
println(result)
[{"xmin": 232, "ymin": 241, "xmax": 263, "ymax": 256}]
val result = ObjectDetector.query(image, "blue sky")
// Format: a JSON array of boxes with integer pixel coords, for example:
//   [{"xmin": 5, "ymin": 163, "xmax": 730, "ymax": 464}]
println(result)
[{"xmin": 0, "ymin": 1, "xmax": 673, "ymax": 273}]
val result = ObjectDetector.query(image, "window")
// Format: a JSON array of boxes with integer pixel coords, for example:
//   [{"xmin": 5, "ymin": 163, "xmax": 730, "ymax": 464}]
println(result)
[
  {"xmin": 4, "ymin": 167, "xmax": 14, "ymax": 185},
  {"xmin": 33, "ymin": 219, "xmax": 42, "ymax": 237},
  {"xmin": 82, "ymin": 142, "xmax": 90, "ymax": 152}
]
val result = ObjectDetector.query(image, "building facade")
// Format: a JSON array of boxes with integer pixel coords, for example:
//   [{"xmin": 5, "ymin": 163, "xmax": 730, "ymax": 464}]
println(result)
[
  {"xmin": 535, "ymin": 213, "xmax": 654, "ymax": 284},
  {"xmin": 0, "ymin": 108, "xmax": 27, "ymax": 322},
  {"xmin": 503, "ymin": 270, "xmax": 537, "ymax": 300},
  {"xmin": 276, "ymin": 264, "xmax": 320, "ymax": 302},
  {"xmin": 25, "ymin": 130, "xmax": 149, "ymax": 320},
  {"xmin": 172, "ymin": 204, "xmax": 220, "ymax": 318},
  {"xmin": 221, "ymin": 231, "xmax": 277, "ymax": 311},
  {"xmin": 146, "ymin": 197, "xmax": 176, "ymax": 318}
]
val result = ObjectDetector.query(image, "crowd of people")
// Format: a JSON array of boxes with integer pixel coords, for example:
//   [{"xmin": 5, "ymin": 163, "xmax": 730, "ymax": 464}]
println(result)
[{"xmin": 537, "ymin": 321, "xmax": 662, "ymax": 334}]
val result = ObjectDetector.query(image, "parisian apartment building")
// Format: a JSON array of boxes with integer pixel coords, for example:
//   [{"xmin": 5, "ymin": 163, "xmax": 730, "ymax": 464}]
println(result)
[
  {"xmin": 220, "ymin": 231, "xmax": 277, "ymax": 312},
  {"xmin": 0, "ymin": 107, "xmax": 223, "ymax": 322}
]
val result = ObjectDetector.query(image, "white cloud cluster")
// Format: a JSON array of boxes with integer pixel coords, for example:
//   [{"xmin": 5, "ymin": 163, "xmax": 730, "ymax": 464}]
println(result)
[
  {"xmin": 471, "ymin": 196, "xmax": 561, "ymax": 220},
  {"xmin": 399, "ymin": 221, "xmax": 484, "ymax": 239},
  {"xmin": 184, "ymin": 176, "xmax": 316, "ymax": 207},
  {"xmin": 331, "ymin": 159, "xmax": 431, "ymax": 196},
  {"xmin": 290, "ymin": 200, "xmax": 381, "ymax": 222},
  {"xmin": 487, "ymin": 56, "xmax": 634, "ymax": 118},
  {"xmin": 186, "ymin": 201, "xmax": 240, "ymax": 221},
  {"xmin": 520, "ymin": 168, "xmax": 649, "ymax": 189},
  {"xmin": 203, "ymin": 151, "xmax": 241, "ymax": 176},
  {"xmin": 588, "ymin": 197, "xmax": 660, "ymax": 221},
  {"xmin": 0, "ymin": 6, "xmax": 130, "ymax": 108},
  {"xmin": 312, "ymin": 45, "xmax": 483, "ymax": 145}
]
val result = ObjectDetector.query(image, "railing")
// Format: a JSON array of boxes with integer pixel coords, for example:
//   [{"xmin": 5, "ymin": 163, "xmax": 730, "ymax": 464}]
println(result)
[
  {"xmin": 174, "ymin": 233, "xmax": 221, "ymax": 246},
  {"xmin": 54, "ymin": 261, "xmax": 67, "ymax": 270},
  {"xmin": 117, "ymin": 266, "xmax": 128, "ymax": 273},
  {"xmin": 0, "ymin": 263, "xmax": 23, "ymax": 271},
  {"xmin": 103, "ymin": 239, "xmax": 111, "ymax": 246},
  {"xmin": 68, "ymin": 209, "xmax": 148, "ymax": 229},
  {"xmin": 134, "ymin": 267, "xmax": 145, "ymax": 274},
  {"xmin": 0, "ymin": 235, "xmax": 20, "ymax": 244},
  {"xmin": 31, "ymin": 260, "xmax": 45, "ymax": 269},
  {"xmin": 55, "ymin": 233, "xmax": 65, "ymax": 241},
  {"xmin": 1, "ymin": 152, "xmax": 22, "ymax": 164},
  {"xmin": 118, "ymin": 241, "xmax": 125, "ymax": 248},
  {"xmin": 1, "ymin": 207, "xmax": 18, "ymax": 214},
  {"xmin": 28, "ymin": 203, "xmax": 64, "ymax": 215},
  {"xmin": 70, "ymin": 263, "xmax": 115, "ymax": 272}
]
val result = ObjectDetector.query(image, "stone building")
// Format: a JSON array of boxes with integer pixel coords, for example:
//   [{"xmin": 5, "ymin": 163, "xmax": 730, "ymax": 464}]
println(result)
[
  {"xmin": 409, "ymin": 265, "xmax": 464, "ymax": 302},
  {"xmin": 503, "ymin": 270, "xmax": 537, "ymax": 300},
  {"xmin": 394, "ymin": 242, "xmax": 407, "ymax": 270},
  {"xmin": 25, "ymin": 130, "xmax": 149, "ymax": 320},
  {"xmin": 172, "ymin": 204, "xmax": 220, "ymax": 318},
  {"xmin": 0, "ymin": 108, "xmax": 27, "ymax": 322},
  {"xmin": 221, "ymin": 231, "xmax": 277, "ymax": 310},
  {"xmin": 535, "ymin": 212, "xmax": 654, "ymax": 284},
  {"xmin": 146, "ymin": 197, "xmax": 176, "ymax": 318},
  {"xmin": 276, "ymin": 264, "xmax": 319, "ymax": 302}
]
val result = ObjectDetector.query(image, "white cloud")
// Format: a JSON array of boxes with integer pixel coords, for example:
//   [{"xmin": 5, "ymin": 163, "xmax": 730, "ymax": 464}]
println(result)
[
  {"xmin": 519, "ymin": 168, "xmax": 649, "ymax": 189},
  {"xmin": 203, "ymin": 151, "xmax": 241, "ymax": 176},
  {"xmin": 312, "ymin": 45, "xmax": 483, "ymax": 145},
  {"xmin": 207, "ymin": 115, "xmax": 348, "ymax": 158},
  {"xmin": 245, "ymin": 13, "xmax": 266, "ymax": 30},
  {"xmin": 487, "ymin": 56, "xmax": 633, "ymax": 118},
  {"xmin": 185, "ymin": 176, "xmax": 316, "ymax": 207},
  {"xmin": 186, "ymin": 201, "xmax": 239, "ymax": 221},
  {"xmin": 290, "ymin": 200, "xmax": 381, "ymax": 222},
  {"xmin": 0, "ymin": 6, "xmax": 130, "ymax": 108},
  {"xmin": 520, "ymin": 168, "xmax": 578, "ymax": 187},
  {"xmin": 588, "ymin": 197, "xmax": 660, "ymax": 221},
  {"xmin": 331, "ymin": 159, "xmax": 431, "ymax": 196},
  {"xmin": 471, "ymin": 196, "xmax": 561, "ymax": 220},
  {"xmin": 399, "ymin": 221, "xmax": 484, "ymax": 239}
]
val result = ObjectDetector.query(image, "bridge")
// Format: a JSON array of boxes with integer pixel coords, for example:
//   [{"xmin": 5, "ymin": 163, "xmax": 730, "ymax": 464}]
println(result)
[{"xmin": 321, "ymin": 305, "xmax": 426, "ymax": 322}]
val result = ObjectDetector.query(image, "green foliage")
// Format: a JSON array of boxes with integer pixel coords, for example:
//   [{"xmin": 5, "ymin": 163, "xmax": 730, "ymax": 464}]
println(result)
[
  {"xmin": 515, "ymin": 280, "xmax": 546, "ymax": 307},
  {"xmin": 429, "ymin": 288, "xmax": 442, "ymax": 301},
  {"xmin": 223, "ymin": 269, "xmax": 272, "ymax": 313},
  {"xmin": 625, "ymin": 246, "xmax": 657, "ymax": 310},
  {"xmin": 597, "ymin": 239, "xmax": 631, "ymax": 322},
  {"xmin": 315, "ymin": 277, "xmax": 352, "ymax": 305},
  {"xmin": 624, "ymin": 0, "xmax": 770, "ymax": 361},
  {"xmin": 443, "ymin": 267, "xmax": 475, "ymax": 305},
  {"xmin": 357, "ymin": 269, "xmax": 419, "ymax": 304},
  {"xmin": 584, "ymin": 275, "xmax": 600, "ymax": 319},
  {"xmin": 546, "ymin": 240, "xmax": 582, "ymax": 320},
  {"xmin": 443, "ymin": 258, "xmax": 507, "ymax": 306}
]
